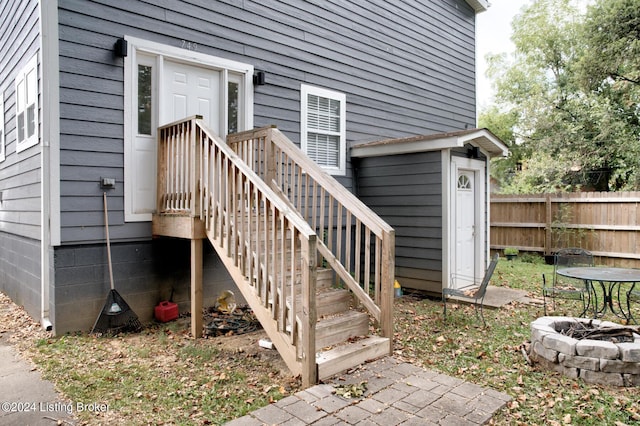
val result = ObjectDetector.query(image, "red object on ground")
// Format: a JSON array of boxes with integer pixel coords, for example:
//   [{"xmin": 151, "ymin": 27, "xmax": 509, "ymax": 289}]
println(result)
[{"xmin": 154, "ymin": 301, "xmax": 178, "ymax": 322}]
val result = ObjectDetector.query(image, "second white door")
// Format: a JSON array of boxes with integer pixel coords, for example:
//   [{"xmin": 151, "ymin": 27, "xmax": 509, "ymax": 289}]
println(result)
[{"xmin": 455, "ymin": 169, "xmax": 476, "ymax": 287}]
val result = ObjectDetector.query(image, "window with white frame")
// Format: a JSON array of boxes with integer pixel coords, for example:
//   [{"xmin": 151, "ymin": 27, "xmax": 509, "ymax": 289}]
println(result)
[
  {"xmin": 0, "ymin": 93, "xmax": 5, "ymax": 162},
  {"xmin": 15, "ymin": 55, "xmax": 39, "ymax": 152},
  {"xmin": 301, "ymin": 84, "xmax": 346, "ymax": 175}
]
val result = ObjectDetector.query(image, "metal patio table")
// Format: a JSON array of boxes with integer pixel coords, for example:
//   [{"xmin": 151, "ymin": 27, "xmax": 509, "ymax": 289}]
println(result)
[{"xmin": 556, "ymin": 266, "xmax": 640, "ymax": 321}]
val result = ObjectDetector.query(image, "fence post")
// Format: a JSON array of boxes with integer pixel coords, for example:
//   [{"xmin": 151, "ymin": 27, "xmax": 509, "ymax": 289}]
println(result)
[{"xmin": 545, "ymin": 194, "xmax": 552, "ymax": 255}]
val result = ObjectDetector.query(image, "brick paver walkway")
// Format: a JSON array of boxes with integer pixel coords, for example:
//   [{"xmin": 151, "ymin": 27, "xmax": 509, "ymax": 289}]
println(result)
[{"xmin": 227, "ymin": 356, "xmax": 511, "ymax": 425}]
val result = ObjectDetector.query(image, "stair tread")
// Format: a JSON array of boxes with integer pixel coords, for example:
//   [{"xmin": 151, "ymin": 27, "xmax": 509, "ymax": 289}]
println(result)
[
  {"xmin": 316, "ymin": 310, "xmax": 367, "ymax": 329},
  {"xmin": 316, "ymin": 335, "xmax": 389, "ymax": 360},
  {"xmin": 316, "ymin": 335, "xmax": 390, "ymax": 379}
]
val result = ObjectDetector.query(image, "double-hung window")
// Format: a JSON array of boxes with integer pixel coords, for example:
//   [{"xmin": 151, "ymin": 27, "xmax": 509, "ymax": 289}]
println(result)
[
  {"xmin": 301, "ymin": 85, "xmax": 346, "ymax": 175},
  {"xmin": 15, "ymin": 55, "xmax": 39, "ymax": 152}
]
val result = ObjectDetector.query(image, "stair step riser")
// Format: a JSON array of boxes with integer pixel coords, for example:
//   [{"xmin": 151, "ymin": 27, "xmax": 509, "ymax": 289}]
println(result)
[
  {"xmin": 316, "ymin": 336, "xmax": 390, "ymax": 380},
  {"xmin": 255, "ymin": 269, "xmax": 334, "ymax": 291},
  {"xmin": 288, "ymin": 289, "xmax": 351, "ymax": 318},
  {"xmin": 315, "ymin": 312, "xmax": 369, "ymax": 349},
  {"xmin": 317, "ymin": 291, "xmax": 351, "ymax": 317}
]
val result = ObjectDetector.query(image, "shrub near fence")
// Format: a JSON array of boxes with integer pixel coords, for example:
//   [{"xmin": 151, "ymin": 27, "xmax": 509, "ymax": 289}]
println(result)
[{"xmin": 490, "ymin": 192, "xmax": 640, "ymax": 267}]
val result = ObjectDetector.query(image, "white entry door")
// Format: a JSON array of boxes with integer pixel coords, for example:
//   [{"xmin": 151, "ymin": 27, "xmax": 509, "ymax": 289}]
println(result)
[
  {"xmin": 161, "ymin": 60, "xmax": 220, "ymax": 132},
  {"xmin": 454, "ymin": 169, "xmax": 476, "ymax": 287},
  {"xmin": 130, "ymin": 60, "xmax": 220, "ymax": 218},
  {"xmin": 125, "ymin": 36, "xmax": 254, "ymax": 222}
]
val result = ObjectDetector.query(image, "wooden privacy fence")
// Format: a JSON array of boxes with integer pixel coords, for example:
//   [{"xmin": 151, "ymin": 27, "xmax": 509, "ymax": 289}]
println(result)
[{"xmin": 491, "ymin": 192, "xmax": 640, "ymax": 267}]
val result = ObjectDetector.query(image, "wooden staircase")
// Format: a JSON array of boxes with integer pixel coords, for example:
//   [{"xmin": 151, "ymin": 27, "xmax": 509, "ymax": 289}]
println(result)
[
  {"xmin": 284, "ymin": 267, "xmax": 390, "ymax": 379},
  {"xmin": 152, "ymin": 117, "xmax": 394, "ymax": 387}
]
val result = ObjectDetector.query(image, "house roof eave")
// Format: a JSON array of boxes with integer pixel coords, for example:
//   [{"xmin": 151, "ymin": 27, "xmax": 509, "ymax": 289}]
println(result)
[
  {"xmin": 465, "ymin": 0, "xmax": 490, "ymax": 13},
  {"xmin": 350, "ymin": 128, "xmax": 509, "ymax": 159},
  {"xmin": 458, "ymin": 128, "xmax": 509, "ymax": 158}
]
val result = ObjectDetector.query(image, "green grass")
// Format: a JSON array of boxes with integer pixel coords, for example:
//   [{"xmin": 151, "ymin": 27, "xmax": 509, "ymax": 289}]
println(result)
[
  {"xmin": 12, "ymin": 256, "xmax": 640, "ymax": 425},
  {"xmin": 395, "ymin": 256, "xmax": 640, "ymax": 425},
  {"xmin": 29, "ymin": 326, "xmax": 296, "ymax": 425}
]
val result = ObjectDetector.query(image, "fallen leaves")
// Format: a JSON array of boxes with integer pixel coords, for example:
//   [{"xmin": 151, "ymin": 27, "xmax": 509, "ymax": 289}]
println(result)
[
  {"xmin": 393, "ymin": 294, "xmax": 640, "ymax": 426},
  {"xmin": 0, "ymin": 292, "xmax": 303, "ymax": 425},
  {"xmin": 3, "ymin": 282, "xmax": 640, "ymax": 426},
  {"xmin": 333, "ymin": 381, "xmax": 367, "ymax": 399}
]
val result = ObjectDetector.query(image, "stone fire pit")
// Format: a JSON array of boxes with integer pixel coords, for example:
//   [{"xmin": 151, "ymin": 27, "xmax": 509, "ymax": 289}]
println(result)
[{"xmin": 530, "ymin": 316, "xmax": 640, "ymax": 386}]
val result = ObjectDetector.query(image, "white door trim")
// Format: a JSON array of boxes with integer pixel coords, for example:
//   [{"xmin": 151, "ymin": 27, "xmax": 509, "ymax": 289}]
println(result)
[
  {"xmin": 123, "ymin": 36, "xmax": 254, "ymax": 222},
  {"xmin": 449, "ymin": 155, "xmax": 486, "ymax": 288}
]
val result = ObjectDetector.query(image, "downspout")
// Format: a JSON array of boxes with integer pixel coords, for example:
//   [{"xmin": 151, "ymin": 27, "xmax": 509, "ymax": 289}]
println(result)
[
  {"xmin": 485, "ymin": 153, "xmax": 491, "ymax": 266},
  {"xmin": 39, "ymin": 0, "xmax": 61, "ymax": 332},
  {"xmin": 441, "ymin": 150, "xmax": 451, "ymax": 290}
]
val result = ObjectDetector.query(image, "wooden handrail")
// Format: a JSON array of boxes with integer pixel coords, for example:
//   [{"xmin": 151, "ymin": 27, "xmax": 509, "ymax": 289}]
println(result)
[
  {"xmin": 227, "ymin": 126, "xmax": 395, "ymax": 341},
  {"xmin": 157, "ymin": 117, "xmax": 318, "ymax": 386},
  {"xmin": 228, "ymin": 127, "xmax": 394, "ymax": 237}
]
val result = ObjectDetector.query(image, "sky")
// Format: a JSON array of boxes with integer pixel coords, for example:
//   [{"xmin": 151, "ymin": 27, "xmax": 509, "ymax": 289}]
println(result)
[{"xmin": 476, "ymin": 0, "xmax": 531, "ymax": 109}]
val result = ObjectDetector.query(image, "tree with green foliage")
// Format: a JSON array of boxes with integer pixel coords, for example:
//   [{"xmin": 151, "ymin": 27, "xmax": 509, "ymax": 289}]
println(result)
[
  {"xmin": 482, "ymin": 0, "xmax": 640, "ymax": 193},
  {"xmin": 577, "ymin": 0, "xmax": 640, "ymax": 90},
  {"xmin": 478, "ymin": 106, "xmax": 521, "ymax": 189},
  {"xmin": 577, "ymin": 0, "xmax": 640, "ymax": 190}
]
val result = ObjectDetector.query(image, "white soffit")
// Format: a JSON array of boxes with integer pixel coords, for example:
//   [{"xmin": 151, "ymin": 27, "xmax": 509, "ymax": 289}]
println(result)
[
  {"xmin": 351, "ymin": 128, "xmax": 509, "ymax": 159},
  {"xmin": 465, "ymin": 0, "xmax": 490, "ymax": 13}
]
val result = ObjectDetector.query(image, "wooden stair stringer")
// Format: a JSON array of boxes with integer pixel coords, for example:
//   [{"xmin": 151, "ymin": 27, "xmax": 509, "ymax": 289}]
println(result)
[{"xmin": 205, "ymin": 228, "xmax": 303, "ymax": 377}]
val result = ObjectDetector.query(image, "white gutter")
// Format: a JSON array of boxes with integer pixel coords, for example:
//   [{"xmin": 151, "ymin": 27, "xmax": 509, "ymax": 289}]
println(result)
[{"xmin": 39, "ymin": 0, "xmax": 61, "ymax": 332}]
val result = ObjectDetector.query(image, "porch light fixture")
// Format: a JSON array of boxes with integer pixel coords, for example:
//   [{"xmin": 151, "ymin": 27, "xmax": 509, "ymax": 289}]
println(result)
[
  {"xmin": 114, "ymin": 38, "xmax": 128, "ymax": 58},
  {"xmin": 253, "ymin": 71, "xmax": 266, "ymax": 86},
  {"xmin": 467, "ymin": 146, "xmax": 479, "ymax": 159}
]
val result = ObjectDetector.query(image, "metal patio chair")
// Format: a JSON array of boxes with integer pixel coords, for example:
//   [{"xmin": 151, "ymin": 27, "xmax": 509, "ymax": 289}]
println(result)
[
  {"xmin": 443, "ymin": 253, "xmax": 499, "ymax": 327},
  {"xmin": 542, "ymin": 247, "xmax": 594, "ymax": 316},
  {"xmin": 625, "ymin": 285, "xmax": 640, "ymax": 324}
]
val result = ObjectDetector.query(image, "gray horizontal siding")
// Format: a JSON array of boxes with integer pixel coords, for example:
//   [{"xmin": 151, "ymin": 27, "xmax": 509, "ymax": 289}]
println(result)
[
  {"xmin": 250, "ymin": 0, "xmax": 476, "ymax": 135},
  {"xmin": 0, "ymin": 0, "xmax": 41, "ymax": 241},
  {"xmin": 356, "ymin": 152, "xmax": 443, "ymax": 292},
  {"xmin": 0, "ymin": 0, "xmax": 42, "ymax": 336},
  {"xmin": 58, "ymin": 0, "xmax": 476, "ymax": 243}
]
